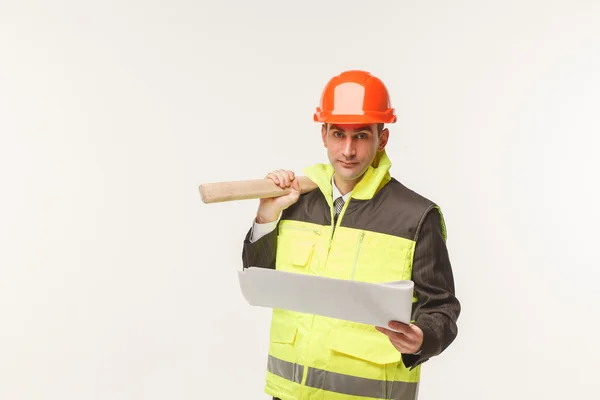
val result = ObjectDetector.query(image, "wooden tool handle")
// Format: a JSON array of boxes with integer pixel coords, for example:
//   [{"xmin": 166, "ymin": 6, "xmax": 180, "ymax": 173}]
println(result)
[{"xmin": 199, "ymin": 176, "xmax": 318, "ymax": 204}]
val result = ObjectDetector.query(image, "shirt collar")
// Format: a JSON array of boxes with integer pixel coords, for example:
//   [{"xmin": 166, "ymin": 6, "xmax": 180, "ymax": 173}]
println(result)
[{"xmin": 331, "ymin": 175, "xmax": 352, "ymax": 202}]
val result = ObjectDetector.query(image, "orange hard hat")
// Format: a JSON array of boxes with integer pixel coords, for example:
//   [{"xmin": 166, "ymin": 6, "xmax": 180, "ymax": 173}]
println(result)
[{"xmin": 313, "ymin": 70, "xmax": 396, "ymax": 124}]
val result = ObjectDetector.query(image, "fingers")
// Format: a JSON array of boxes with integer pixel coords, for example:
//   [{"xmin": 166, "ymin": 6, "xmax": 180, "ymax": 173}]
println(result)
[
  {"xmin": 266, "ymin": 169, "xmax": 296, "ymax": 189},
  {"xmin": 387, "ymin": 321, "xmax": 411, "ymax": 334},
  {"xmin": 376, "ymin": 323, "xmax": 411, "ymax": 338},
  {"xmin": 376, "ymin": 322, "xmax": 423, "ymax": 354},
  {"xmin": 388, "ymin": 335, "xmax": 410, "ymax": 352},
  {"xmin": 376, "ymin": 327, "xmax": 408, "ymax": 347},
  {"xmin": 376, "ymin": 326, "xmax": 411, "ymax": 341}
]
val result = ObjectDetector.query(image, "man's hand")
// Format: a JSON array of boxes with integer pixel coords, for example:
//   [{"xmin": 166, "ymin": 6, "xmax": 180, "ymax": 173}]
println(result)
[
  {"xmin": 256, "ymin": 169, "xmax": 301, "ymax": 223},
  {"xmin": 376, "ymin": 321, "xmax": 424, "ymax": 355}
]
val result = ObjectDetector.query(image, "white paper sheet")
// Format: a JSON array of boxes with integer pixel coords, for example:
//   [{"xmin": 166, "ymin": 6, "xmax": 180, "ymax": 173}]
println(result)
[{"xmin": 237, "ymin": 267, "xmax": 415, "ymax": 328}]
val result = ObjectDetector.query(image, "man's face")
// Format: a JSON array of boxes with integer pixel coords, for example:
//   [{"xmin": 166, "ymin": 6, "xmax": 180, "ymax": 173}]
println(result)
[{"xmin": 321, "ymin": 123, "xmax": 389, "ymax": 185}]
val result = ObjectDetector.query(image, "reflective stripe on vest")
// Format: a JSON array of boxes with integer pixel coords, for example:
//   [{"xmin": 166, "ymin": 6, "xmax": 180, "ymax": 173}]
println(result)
[
  {"xmin": 268, "ymin": 354, "xmax": 418, "ymax": 400},
  {"xmin": 267, "ymin": 355, "xmax": 303, "ymax": 384}
]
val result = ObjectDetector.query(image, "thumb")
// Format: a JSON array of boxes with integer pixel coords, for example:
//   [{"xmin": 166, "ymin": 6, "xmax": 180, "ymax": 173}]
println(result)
[
  {"xmin": 292, "ymin": 178, "xmax": 301, "ymax": 193},
  {"xmin": 288, "ymin": 179, "xmax": 301, "ymax": 199}
]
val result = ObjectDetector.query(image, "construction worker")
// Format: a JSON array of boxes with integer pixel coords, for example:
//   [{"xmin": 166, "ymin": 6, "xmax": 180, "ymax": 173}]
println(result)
[{"xmin": 242, "ymin": 70, "xmax": 460, "ymax": 400}]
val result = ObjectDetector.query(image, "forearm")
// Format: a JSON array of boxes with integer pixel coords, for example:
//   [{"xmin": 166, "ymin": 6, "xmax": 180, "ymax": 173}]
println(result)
[
  {"xmin": 408, "ymin": 311, "xmax": 458, "ymax": 367},
  {"xmin": 402, "ymin": 207, "xmax": 461, "ymax": 368},
  {"xmin": 241, "ymin": 220, "xmax": 279, "ymax": 270}
]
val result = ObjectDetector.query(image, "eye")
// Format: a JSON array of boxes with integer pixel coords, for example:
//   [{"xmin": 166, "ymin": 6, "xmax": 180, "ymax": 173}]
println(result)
[{"xmin": 357, "ymin": 133, "xmax": 368, "ymax": 139}]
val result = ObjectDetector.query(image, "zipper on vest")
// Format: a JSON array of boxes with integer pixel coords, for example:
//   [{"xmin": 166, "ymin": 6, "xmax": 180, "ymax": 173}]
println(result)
[
  {"xmin": 284, "ymin": 225, "xmax": 321, "ymax": 236},
  {"xmin": 350, "ymin": 231, "xmax": 365, "ymax": 280},
  {"xmin": 328, "ymin": 202, "xmax": 335, "ymax": 250},
  {"xmin": 329, "ymin": 213, "xmax": 342, "ymax": 249},
  {"xmin": 330, "ymin": 197, "xmax": 349, "ymax": 242}
]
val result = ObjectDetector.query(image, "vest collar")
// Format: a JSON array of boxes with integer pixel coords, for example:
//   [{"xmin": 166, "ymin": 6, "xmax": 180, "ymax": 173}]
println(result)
[{"xmin": 303, "ymin": 149, "xmax": 392, "ymax": 201}]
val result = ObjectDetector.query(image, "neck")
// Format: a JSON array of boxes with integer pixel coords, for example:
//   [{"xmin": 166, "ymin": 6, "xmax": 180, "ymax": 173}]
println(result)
[{"xmin": 333, "ymin": 175, "xmax": 361, "ymax": 195}]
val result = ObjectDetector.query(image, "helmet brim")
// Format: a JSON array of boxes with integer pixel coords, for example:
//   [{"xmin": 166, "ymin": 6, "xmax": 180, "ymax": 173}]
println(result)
[{"xmin": 313, "ymin": 110, "xmax": 397, "ymax": 124}]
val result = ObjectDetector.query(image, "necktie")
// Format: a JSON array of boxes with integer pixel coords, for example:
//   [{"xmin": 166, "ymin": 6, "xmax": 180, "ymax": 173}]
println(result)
[{"xmin": 333, "ymin": 196, "xmax": 344, "ymax": 226}]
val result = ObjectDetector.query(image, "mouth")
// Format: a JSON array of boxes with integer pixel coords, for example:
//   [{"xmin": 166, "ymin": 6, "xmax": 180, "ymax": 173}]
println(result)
[{"xmin": 339, "ymin": 161, "xmax": 358, "ymax": 167}]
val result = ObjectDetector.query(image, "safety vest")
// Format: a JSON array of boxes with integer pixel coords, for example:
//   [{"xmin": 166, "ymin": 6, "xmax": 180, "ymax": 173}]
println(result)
[{"xmin": 264, "ymin": 150, "xmax": 446, "ymax": 400}]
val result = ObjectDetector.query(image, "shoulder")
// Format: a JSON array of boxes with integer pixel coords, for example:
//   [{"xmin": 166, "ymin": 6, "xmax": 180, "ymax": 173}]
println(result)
[
  {"xmin": 379, "ymin": 178, "xmax": 438, "ymax": 214},
  {"xmin": 378, "ymin": 178, "xmax": 446, "ymax": 239},
  {"xmin": 339, "ymin": 178, "xmax": 442, "ymax": 241}
]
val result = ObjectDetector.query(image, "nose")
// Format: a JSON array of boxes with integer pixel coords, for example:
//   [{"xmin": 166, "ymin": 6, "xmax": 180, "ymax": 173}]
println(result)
[{"xmin": 341, "ymin": 137, "xmax": 356, "ymax": 158}]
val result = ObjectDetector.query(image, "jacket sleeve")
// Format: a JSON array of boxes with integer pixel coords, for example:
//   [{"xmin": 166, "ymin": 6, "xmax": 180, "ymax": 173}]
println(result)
[
  {"xmin": 241, "ymin": 221, "xmax": 279, "ymax": 270},
  {"xmin": 401, "ymin": 206, "xmax": 461, "ymax": 369}
]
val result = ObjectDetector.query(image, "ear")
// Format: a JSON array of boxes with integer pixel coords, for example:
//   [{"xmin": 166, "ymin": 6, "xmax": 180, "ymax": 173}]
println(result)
[
  {"xmin": 377, "ymin": 128, "xmax": 389, "ymax": 151},
  {"xmin": 321, "ymin": 124, "xmax": 328, "ymax": 147}
]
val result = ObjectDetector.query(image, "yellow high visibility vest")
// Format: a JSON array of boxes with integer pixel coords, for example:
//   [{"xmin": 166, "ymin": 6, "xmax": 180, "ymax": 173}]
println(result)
[{"xmin": 264, "ymin": 150, "xmax": 446, "ymax": 400}]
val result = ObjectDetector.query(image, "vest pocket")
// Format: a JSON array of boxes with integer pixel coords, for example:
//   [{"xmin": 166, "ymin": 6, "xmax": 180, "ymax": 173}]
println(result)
[
  {"xmin": 268, "ymin": 313, "xmax": 302, "ymax": 387},
  {"xmin": 288, "ymin": 240, "xmax": 315, "ymax": 268},
  {"xmin": 329, "ymin": 328, "xmax": 401, "ymax": 364},
  {"xmin": 276, "ymin": 223, "xmax": 320, "ymax": 272},
  {"xmin": 326, "ymin": 327, "xmax": 401, "ymax": 381},
  {"xmin": 270, "ymin": 318, "xmax": 298, "ymax": 344},
  {"xmin": 267, "ymin": 316, "xmax": 304, "ymax": 394},
  {"xmin": 352, "ymin": 237, "xmax": 413, "ymax": 283}
]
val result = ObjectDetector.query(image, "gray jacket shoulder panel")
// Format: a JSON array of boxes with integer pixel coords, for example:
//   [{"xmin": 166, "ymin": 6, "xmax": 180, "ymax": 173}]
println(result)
[
  {"xmin": 342, "ymin": 178, "xmax": 438, "ymax": 240},
  {"xmin": 278, "ymin": 177, "xmax": 439, "ymax": 241}
]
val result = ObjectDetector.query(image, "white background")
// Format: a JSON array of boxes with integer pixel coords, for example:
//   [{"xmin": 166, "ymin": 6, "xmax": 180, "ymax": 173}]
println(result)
[{"xmin": 1, "ymin": 1, "xmax": 599, "ymax": 399}]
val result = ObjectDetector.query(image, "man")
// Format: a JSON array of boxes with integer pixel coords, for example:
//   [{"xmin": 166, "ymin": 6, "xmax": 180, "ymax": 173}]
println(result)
[{"xmin": 242, "ymin": 70, "xmax": 460, "ymax": 400}]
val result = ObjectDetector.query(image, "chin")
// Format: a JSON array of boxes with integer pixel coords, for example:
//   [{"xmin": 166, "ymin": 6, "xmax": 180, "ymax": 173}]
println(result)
[{"xmin": 335, "ymin": 166, "xmax": 364, "ymax": 181}]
